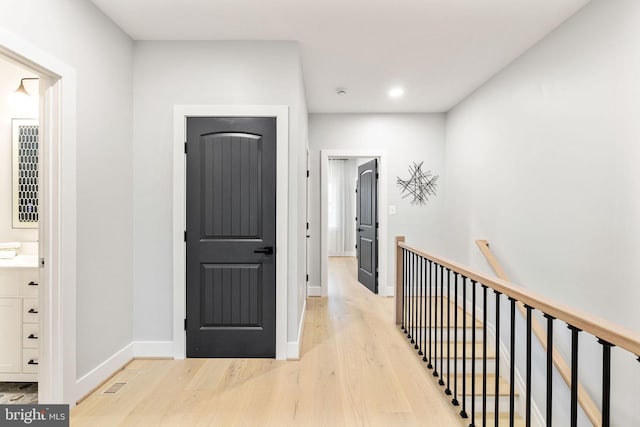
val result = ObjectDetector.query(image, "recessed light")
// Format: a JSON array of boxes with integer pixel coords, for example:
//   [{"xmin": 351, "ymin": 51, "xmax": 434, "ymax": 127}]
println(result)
[
  {"xmin": 388, "ymin": 87, "xmax": 404, "ymax": 98},
  {"xmin": 336, "ymin": 88, "xmax": 348, "ymax": 96}
]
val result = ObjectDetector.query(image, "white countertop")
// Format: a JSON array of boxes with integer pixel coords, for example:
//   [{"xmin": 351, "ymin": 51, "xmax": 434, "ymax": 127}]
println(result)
[{"xmin": 0, "ymin": 255, "xmax": 39, "ymax": 268}]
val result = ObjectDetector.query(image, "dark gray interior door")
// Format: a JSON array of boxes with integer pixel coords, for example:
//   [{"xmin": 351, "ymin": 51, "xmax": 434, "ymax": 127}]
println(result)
[
  {"xmin": 356, "ymin": 159, "xmax": 378, "ymax": 293},
  {"xmin": 186, "ymin": 117, "xmax": 276, "ymax": 358}
]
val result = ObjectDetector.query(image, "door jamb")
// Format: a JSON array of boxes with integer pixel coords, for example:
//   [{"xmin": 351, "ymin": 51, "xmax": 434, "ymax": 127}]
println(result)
[
  {"xmin": 173, "ymin": 105, "xmax": 289, "ymax": 360},
  {"xmin": 0, "ymin": 28, "xmax": 78, "ymax": 404},
  {"xmin": 320, "ymin": 149, "xmax": 389, "ymax": 297}
]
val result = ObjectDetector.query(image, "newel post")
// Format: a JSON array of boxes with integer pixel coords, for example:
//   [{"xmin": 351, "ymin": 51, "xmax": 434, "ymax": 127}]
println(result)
[{"xmin": 395, "ymin": 236, "xmax": 405, "ymax": 325}]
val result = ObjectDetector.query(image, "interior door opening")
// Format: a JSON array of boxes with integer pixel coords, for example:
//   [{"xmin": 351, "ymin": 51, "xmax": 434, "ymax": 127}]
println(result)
[
  {"xmin": 0, "ymin": 52, "xmax": 42, "ymax": 404},
  {"xmin": 326, "ymin": 156, "xmax": 378, "ymax": 296}
]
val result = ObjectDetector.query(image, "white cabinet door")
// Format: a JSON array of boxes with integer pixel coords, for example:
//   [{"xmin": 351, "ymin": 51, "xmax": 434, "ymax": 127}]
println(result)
[{"xmin": 0, "ymin": 298, "xmax": 22, "ymax": 373}]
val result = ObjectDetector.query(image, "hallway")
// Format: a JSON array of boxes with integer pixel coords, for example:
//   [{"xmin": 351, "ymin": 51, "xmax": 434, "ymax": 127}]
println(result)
[{"xmin": 71, "ymin": 257, "xmax": 462, "ymax": 426}]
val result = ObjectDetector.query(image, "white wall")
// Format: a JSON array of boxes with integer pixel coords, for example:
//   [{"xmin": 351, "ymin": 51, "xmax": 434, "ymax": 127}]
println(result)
[
  {"xmin": 0, "ymin": 0, "xmax": 134, "ymax": 379},
  {"xmin": 0, "ymin": 58, "xmax": 38, "ymax": 243},
  {"xmin": 132, "ymin": 41, "xmax": 308, "ymax": 344},
  {"xmin": 308, "ymin": 114, "xmax": 447, "ymax": 294},
  {"xmin": 445, "ymin": 1, "xmax": 640, "ymax": 424}
]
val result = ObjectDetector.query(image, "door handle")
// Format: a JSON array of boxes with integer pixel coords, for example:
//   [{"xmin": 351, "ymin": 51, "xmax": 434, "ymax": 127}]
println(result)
[
  {"xmin": 28, "ymin": 281, "xmax": 38, "ymax": 286},
  {"xmin": 28, "ymin": 360, "xmax": 39, "ymax": 365},
  {"xmin": 357, "ymin": 228, "xmax": 363, "ymax": 232},
  {"xmin": 28, "ymin": 308, "xmax": 38, "ymax": 314},
  {"xmin": 254, "ymin": 247, "xmax": 274, "ymax": 255}
]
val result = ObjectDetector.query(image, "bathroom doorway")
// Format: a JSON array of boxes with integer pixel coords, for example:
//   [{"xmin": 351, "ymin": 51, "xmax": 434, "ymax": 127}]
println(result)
[{"xmin": 0, "ymin": 54, "xmax": 41, "ymax": 403}]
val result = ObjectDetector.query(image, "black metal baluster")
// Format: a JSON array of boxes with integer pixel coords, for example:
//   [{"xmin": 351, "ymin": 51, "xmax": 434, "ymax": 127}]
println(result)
[
  {"xmin": 439, "ymin": 265, "xmax": 445, "ymax": 386},
  {"xmin": 568, "ymin": 325, "xmax": 581, "ymax": 427},
  {"xmin": 412, "ymin": 254, "xmax": 417, "ymax": 344},
  {"xmin": 407, "ymin": 252, "xmax": 413, "ymax": 343},
  {"xmin": 544, "ymin": 314, "xmax": 554, "ymax": 427},
  {"xmin": 423, "ymin": 258, "xmax": 428, "ymax": 363},
  {"xmin": 433, "ymin": 261, "xmax": 439, "ymax": 378},
  {"xmin": 452, "ymin": 272, "xmax": 460, "ymax": 406},
  {"xmin": 401, "ymin": 249, "xmax": 405, "ymax": 331},
  {"xmin": 482, "ymin": 285, "xmax": 488, "ymax": 427},
  {"xmin": 509, "ymin": 298, "xmax": 516, "ymax": 427},
  {"xmin": 598, "ymin": 339, "xmax": 613, "ymax": 427},
  {"xmin": 525, "ymin": 305, "xmax": 533, "ymax": 427},
  {"xmin": 413, "ymin": 253, "xmax": 418, "ymax": 347},
  {"xmin": 494, "ymin": 291, "xmax": 501, "ymax": 427},
  {"xmin": 428, "ymin": 260, "xmax": 433, "ymax": 369},
  {"xmin": 470, "ymin": 280, "xmax": 477, "ymax": 427},
  {"xmin": 418, "ymin": 257, "xmax": 423, "ymax": 356},
  {"xmin": 445, "ymin": 269, "xmax": 452, "ymax": 395},
  {"xmin": 461, "ymin": 276, "xmax": 468, "ymax": 419}
]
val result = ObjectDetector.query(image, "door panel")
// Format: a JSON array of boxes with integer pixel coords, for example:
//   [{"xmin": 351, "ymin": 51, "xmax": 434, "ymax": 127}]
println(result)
[
  {"xmin": 186, "ymin": 117, "xmax": 276, "ymax": 358},
  {"xmin": 356, "ymin": 159, "xmax": 378, "ymax": 293}
]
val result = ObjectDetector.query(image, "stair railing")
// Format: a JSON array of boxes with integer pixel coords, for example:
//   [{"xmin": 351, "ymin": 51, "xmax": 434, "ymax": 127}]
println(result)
[
  {"xmin": 476, "ymin": 239, "xmax": 601, "ymax": 426},
  {"xmin": 395, "ymin": 236, "xmax": 640, "ymax": 427}
]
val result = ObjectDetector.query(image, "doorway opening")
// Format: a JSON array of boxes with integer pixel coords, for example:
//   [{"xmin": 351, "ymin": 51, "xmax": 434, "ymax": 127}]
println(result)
[
  {"xmin": 0, "ymin": 54, "xmax": 40, "ymax": 404},
  {"xmin": 327, "ymin": 157, "xmax": 376, "ymax": 295},
  {"xmin": 320, "ymin": 150, "xmax": 390, "ymax": 298},
  {"xmin": 0, "ymin": 29, "xmax": 77, "ymax": 405}
]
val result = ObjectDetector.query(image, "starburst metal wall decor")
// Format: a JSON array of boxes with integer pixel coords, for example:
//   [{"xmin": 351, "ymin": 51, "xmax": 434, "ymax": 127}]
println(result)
[{"xmin": 396, "ymin": 161, "xmax": 439, "ymax": 205}]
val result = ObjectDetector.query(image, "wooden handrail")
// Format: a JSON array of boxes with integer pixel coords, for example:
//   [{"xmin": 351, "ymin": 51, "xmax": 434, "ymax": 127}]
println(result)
[
  {"xmin": 476, "ymin": 240, "xmax": 601, "ymax": 427},
  {"xmin": 396, "ymin": 240, "xmax": 640, "ymax": 358}
]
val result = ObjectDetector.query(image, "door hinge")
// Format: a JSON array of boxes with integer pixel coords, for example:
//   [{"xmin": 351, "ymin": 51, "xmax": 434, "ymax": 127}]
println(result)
[
  {"xmin": 306, "ymin": 274, "xmax": 309, "ymax": 282},
  {"xmin": 376, "ymin": 222, "xmax": 379, "ymax": 229},
  {"xmin": 306, "ymin": 222, "xmax": 309, "ymax": 230},
  {"xmin": 376, "ymin": 173, "xmax": 379, "ymax": 179},
  {"xmin": 355, "ymin": 189, "xmax": 358, "ymax": 193},
  {"xmin": 355, "ymin": 244, "xmax": 358, "ymax": 249},
  {"xmin": 39, "ymin": 258, "xmax": 45, "ymax": 268},
  {"xmin": 306, "ymin": 170, "xmax": 309, "ymax": 178},
  {"xmin": 184, "ymin": 318, "xmax": 187, "ymax": 330},
  {"xmin": 184, "ymin": 142, "xmax": 187, "ymax": 154},
  {"xmin": 184, "ymin": 230, "xmax": 187, "ymax": 242}
]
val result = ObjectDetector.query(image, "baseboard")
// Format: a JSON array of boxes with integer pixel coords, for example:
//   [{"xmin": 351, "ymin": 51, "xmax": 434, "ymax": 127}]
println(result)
[
  {"xmin": 287, "ymin": 299, "xmax": 307, "ymax": 360},
  {"xmin": 307, "ymin": 285, "xmax": 322, "ymax": 297},
  {"xmin": 132, "ymin": 341, "xmax": 174, "ymax": 358},
  {"xmin": 379, "ymin": 286, "xmax": 395, "ymax": 297},
  {"xmin": 75, "ymin": 342, "xmax": 133, "ymax": 403}
]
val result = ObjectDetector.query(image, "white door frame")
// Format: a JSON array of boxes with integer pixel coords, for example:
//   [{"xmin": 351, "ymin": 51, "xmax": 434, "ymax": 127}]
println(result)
[
  {"xmin": 173, "ymin": 105, "xmax": 289, "ymax": 360},
  {"xmin": 0, "ymin": 29, "xmax": 78, "ymax": 404},
  {"xmin": 320, "ymin": 149, "xmax": 390, "ymax": 297}
]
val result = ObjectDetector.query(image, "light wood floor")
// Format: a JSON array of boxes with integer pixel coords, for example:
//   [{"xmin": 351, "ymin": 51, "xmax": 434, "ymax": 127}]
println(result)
[{"xmin": 71, "ymin": 257, "xmax": 465, "ymax": 426}]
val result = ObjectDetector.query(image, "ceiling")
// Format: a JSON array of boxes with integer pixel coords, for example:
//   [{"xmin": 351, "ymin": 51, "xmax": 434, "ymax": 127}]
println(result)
[{"xmin": 90, "ymin": 0, "xmax": 589, "ymax": 113}]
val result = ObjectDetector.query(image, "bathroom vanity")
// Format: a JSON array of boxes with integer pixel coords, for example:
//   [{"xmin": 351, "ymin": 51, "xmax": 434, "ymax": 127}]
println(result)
[{"xmin": 0, "ymin": 256, "xmax": 39, "ymax": 382}]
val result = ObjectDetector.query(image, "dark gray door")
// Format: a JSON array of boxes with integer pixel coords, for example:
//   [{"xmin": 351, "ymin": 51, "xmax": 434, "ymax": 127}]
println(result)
[
  {"xmin": 186, "ymin": 117, "xmax": 276, "ymax": 358},
  {"xmin": 356, "ymin": 159, "xmax": 378, "ymax": 293}
]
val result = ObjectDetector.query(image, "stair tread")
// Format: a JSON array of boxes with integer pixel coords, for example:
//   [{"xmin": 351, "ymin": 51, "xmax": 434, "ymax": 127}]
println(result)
[
  {"xmin": 421, "ymin": 341, "xmax": 496, "ymax": 359},
  {"xmin": 460, "ymin": 413, "xmax": 526, "ymax": 427},
  {"xmin": 455, "ymin": 374, "xmax": 517, "ymax": 396},
  {"xmin": 405, "ymin": 297, "xmax": 484, "ymax": 327}
]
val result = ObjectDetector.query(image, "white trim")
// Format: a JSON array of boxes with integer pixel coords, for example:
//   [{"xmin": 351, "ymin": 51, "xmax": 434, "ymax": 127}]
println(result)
[
  {"xmin": 320, "ymin": 149, "xmax": 389, "ymax": 298},
  {"xmin": 75, "ymin": 343, "xmax": 133, "ymax": 402},
  {"xmin": 307, "ymin": 286, "xmax": 322, "ymax": 297},
  {"xmin": 173, "ymin": 105, "xmax": 289, "ymax": 361},
  {"xmin": 286, "ymin": 299, "xmax": 306, "ymax": 360},
  {"xmin": 328, "ymin": 251, "xmax": 356, "ymax": 257},
  {"xmin": 132, "ymin": 341, "xmax": 174, "ymax": 358},
  {"xmin": 0, "ymin": 27, "xmax": 77, "ymax": 405}
]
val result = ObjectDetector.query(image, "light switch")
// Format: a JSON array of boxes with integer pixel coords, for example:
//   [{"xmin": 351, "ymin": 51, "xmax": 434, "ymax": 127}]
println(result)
[{"xmin": 389, "ymin": 205, "xmax": 396, "ymax": 215}]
